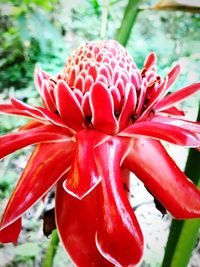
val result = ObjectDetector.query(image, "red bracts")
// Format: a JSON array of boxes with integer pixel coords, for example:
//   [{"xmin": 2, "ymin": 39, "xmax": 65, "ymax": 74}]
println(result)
[{"xmin": 0, "ymin": 40, "xmax": 200, "ymax": 267}]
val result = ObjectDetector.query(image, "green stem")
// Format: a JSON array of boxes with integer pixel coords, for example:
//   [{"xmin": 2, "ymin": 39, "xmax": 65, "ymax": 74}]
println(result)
[
  {"xmin": 115, "ymin": 0, "xmax": 141, "ymax": 46},
  {"xmin": 42, "ymin": 229, "xmax": 59, "ymax": 267},
  {"xmin": 100, "ymin": 0, "xmax": 109, "ymax": 40},
  {"xmin": 161, "ymin": 102, "xmax": 200, "ymax": 267}
]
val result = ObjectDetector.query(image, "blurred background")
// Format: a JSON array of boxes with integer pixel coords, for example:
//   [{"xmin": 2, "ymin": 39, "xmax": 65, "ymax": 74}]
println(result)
[{"xmin": 0, "ymin": 0, "xmax": 200, "ymax": 266}]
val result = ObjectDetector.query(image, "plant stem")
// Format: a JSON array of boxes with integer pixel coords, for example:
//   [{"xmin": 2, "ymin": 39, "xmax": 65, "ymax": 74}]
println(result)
[
  {"xmin": 161, "ymin": 102, "xmax": 200, "ymax": 267},
  {"xmin": 115, "ymin": 0, "xmax": 141, "ymax": 46},
  {"xmin": 42, "ymin": 229, "xmax": 59, "ymax": 267},
  {"xmin": 100, "ymin": 0, "xmax": 109, "ymax": 40}
]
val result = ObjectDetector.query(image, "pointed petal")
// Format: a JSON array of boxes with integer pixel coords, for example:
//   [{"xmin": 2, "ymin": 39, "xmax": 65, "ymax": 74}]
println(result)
[
  {"xmin": 82, "ymin": 92, "xmax": 92, "ymax": 116},
  {"xmin": 138, "ymin": 78, "xmax": 168, "ymax": 121},
  {"xmin": 68, "ymin": 66, "xmax": 77, "ymax": 87},
  {"xmin": 11, "ymin": 98, "xmax": 74, "ymax": 132},
  {"xmin": 0, "ymin": 218, "xmax": 21, "ymax": 243},
  {"xmin": 135, "ymin": 79, "xmax": 147, "ymax": 116},
  {"xmin": 131, "ymin": 70, "xmax": 141, "ymax": 88},
  {"xmin": 142, "ymin": 52, "xmax": 157, "ymax": 74},
  {"xmin": 119, "ymin": 121, "xmax": 200, "ymax": 147},
  {"xmin": 165, "ymin": 64, "xmax": 180, "ymax": 91},
  {"xmin": 90, "ymin": 82, "xmax": 118, "ymax": 135},
  {"xmin": 55, "ymin": 80, "xmax": 84, "ymax": 131},
  {"xmin": 94, "ymin": 137, "xmax": 144, "ymax": 266},
  {"xmin": 34, "ymin": 69, "xmax": 54, "ymax": 109},
  {"xmin": 115, "ymin": 77, "xmax": 125, "ymax": 96},
  {"xmin": 0, "ymin": 103, "xmax": 32, "ymax": 117},
  {"xmin": 73, "ymin": 89, "xmax": 83, "ymax": 104},
  {"xmin": 63, "ymin": 130, "xmax": 105, "ymax": 199},
  {"xmin": 34, "ymin": 68, "xmax": 50, "ymax": 95},
  {"xmin": 20, "ymin": 120, "xmax": 44, "ymax": 131},
  {"xmin": 119, "ymin": 84, "xmax": 137, "ymax": 130},
  {"xmin": 75, "ymin": 75, "xmax": 84, "ymax": 92},
  {"xmin": 41, "ymin": 80, "xmax": 56, "ymax": 112},
  {"xmin": 55, "ymin": 177, "xmax": 113, "ymax": 267},
  {"xmin": 11, "ymin": 98, "xmax": 45, "ymax": 120},
  {"xmin": 151, "ymin": 115, "xmax": 200, "ymax": 134},
  {"xmin": 0, "ymin": 141, "xmax": 74, "ymax": 229},
  {"xmin": 84, "ymin": 76, "xmax": 94, "ymax": 92},
  {"xmin": 110, "ymin": 85, "xmax": 121, "ymax": 111},
  {"xmin": 124, "ymin": 138, "xmax": 200, "ymax": 218},
  {"xmin": 155, "ymin": 83, "xmax": 200, "ymax": 111},
  {"xmin": 0, "ymin": 124, "xmax": 71, "ymax": 159},
  {"xmin": 160, "ymin": 106, "xmax": 185, "ymax": 116}
]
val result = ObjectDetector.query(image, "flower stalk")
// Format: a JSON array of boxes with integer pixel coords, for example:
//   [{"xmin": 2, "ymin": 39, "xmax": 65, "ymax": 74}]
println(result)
[
  {"xmin": 42, "ymin": 229, "xmax": 59, "ymax": 267},
  {"xmin": 100, "ymin": 0, "xmax": 109, "ymax": 40},
  {"xmin": 115, "ymin": 0, "xmax": 141, "ymax": 46}
]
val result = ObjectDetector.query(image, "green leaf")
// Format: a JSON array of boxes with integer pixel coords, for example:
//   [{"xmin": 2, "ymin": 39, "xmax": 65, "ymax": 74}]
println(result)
[
  {"xmin": 90, "ymin": 0, "xmax": 101, "ymax": 16},
  {"xmin": 161, "ymin": 102, "xmax": 200, "ymax": 267},
  {"xmin": 170, "ymin": 217, "xmax": 200, "ymax": 266}
]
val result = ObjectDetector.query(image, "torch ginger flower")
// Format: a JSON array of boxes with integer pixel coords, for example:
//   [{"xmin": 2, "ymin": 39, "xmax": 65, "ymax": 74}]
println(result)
[{"xmin": 0, "ymin": 40, "xmax": 200, "ymax": 267}]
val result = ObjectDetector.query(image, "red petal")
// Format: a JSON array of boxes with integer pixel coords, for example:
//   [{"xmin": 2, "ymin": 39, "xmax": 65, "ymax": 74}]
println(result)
[
  {"xmin": 160, "ymin": 106, "xmax": 185, "ymax": 116},
  {"xmin": 94, "ymin": 137, "xmax": 144, "ymax": 266},
  {"xmin": 110, "ymin": 85, "xmax": 121, "ymax": 111},
  {"xmin": 73, "ymin": 89, "xmax": 83, "ymax": 104},
  {"xmin": 99, "ymin": 66, "xmax": 111, "ymax": 85},
  {"xmin": 55, "ymin": 177, "xmax": 113, "ymax": 267},
  {"xmin": 131, "ymin": 69, "xmax": 142, "ymax": 88},
  {"xmin": 142, "ymin": 52, "xmax": 157, "ymax": 72},
  {"xmin": 34, "ymin": 68, "xmax": 50, "ymax": 95},
  {"xmin": 63, "ymin": 130, "xmax": 106, "ymax": 199},
  {"xmin": 41, "ymin": 80, "xmax": 56, "ymax": 112},
  {"xmin": 151, "ymin": 115, "xmax": 200, "ymax": 134},
  {"xmin": 124, "ymin": 138, "xmax": 200, "ymax": 218},
  {"xmin": 0, "ymin": 124, "xmax": 71, "ymax": 159},
  {"xmin": 0, "ymin": 141, "xmax": 74, "ymax": 229},
  {"xmin": 115, "ymin": 77, "xmax": 125, "ymax": 96},
  {"xmin": 0, "ymin": 218, "xmax": 21, "ymax": 243},
  {"xmin": 119, "ymin": 121, "xmax": 200, "ymax": 147},
  {"xmin": 75, "ymin": 76, "xmax": 84, "ymax": 92},
  {"xmin": 68, "ymin": 67, "xmax": 77, "ymax": 87},
  {"xmin": 20, "ymin": 120, "xmax": 44, "ymax": 131},
  {"xmin": 82, "ymin": 92, "xmax": 92, "ymax": 116},
  {"xmin": 165, "ymin": 64, "xmax": 180, "ymax": 91},
  {"xmin": 84, "ymin": 76, "xmax": 94, "ymax": 92},
  {"xmin": 0, "ymin": 103, "xmax": 31, "ymax": 117},
  {"xmin": 90, "ymin": 82, "xmax": 118, "ymax": 135},
  {"xmin": 55, "ymin": 80, "xmax": 84, "ymax": 131},
  {"xmin": 155, "ymin": 83, "xmax": 200, "ymax": 111},
  {"xmin": 11, "ymin": 98, "xmax": 74, "ymax": 132},
  {"xmin": 135, "ymin": 79, "xmax": 147, "ymax": 116},
  {"xmin": 88, "ymin": 65, "xmax": 98, "ymax": 81},
  {"xmin": 119, "ymin": 84, "xmax": 137, "ymax": 130},
  {"xmin": 138, "ymin": 78, "xmax": 168, "ymax": 121}
]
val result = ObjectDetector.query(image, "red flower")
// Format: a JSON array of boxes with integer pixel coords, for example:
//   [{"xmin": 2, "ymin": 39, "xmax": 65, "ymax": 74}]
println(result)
[{"xmin": 0, "ymin": 40, "xmax": 200, "ymax": 266}]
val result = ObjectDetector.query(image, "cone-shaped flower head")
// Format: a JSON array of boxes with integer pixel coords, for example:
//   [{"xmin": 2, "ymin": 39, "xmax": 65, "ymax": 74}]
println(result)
[{"xmin": 0, "ymin": 40, "xmax": 200, "ymax": 267}]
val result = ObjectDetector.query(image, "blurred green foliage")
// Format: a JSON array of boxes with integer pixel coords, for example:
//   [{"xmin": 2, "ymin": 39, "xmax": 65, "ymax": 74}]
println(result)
[
  {"xmin": 0, "ymin": 0, "xmax": 64, "ymax": 90},
  {"xmin": 1, "ymin": 0, "xmax": 199, "ymax": 91}
]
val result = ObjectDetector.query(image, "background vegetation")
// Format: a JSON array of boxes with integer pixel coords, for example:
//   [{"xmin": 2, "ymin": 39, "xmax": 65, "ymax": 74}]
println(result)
[{"xmin": 0, "ymin": 0, "xmax": 199, "ymax": 266}]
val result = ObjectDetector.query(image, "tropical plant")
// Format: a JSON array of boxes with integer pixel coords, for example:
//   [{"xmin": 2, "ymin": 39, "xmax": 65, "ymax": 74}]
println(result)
[{"xmin": 0, "ymin": 40, "xmax": 200, "ymax": 266}]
